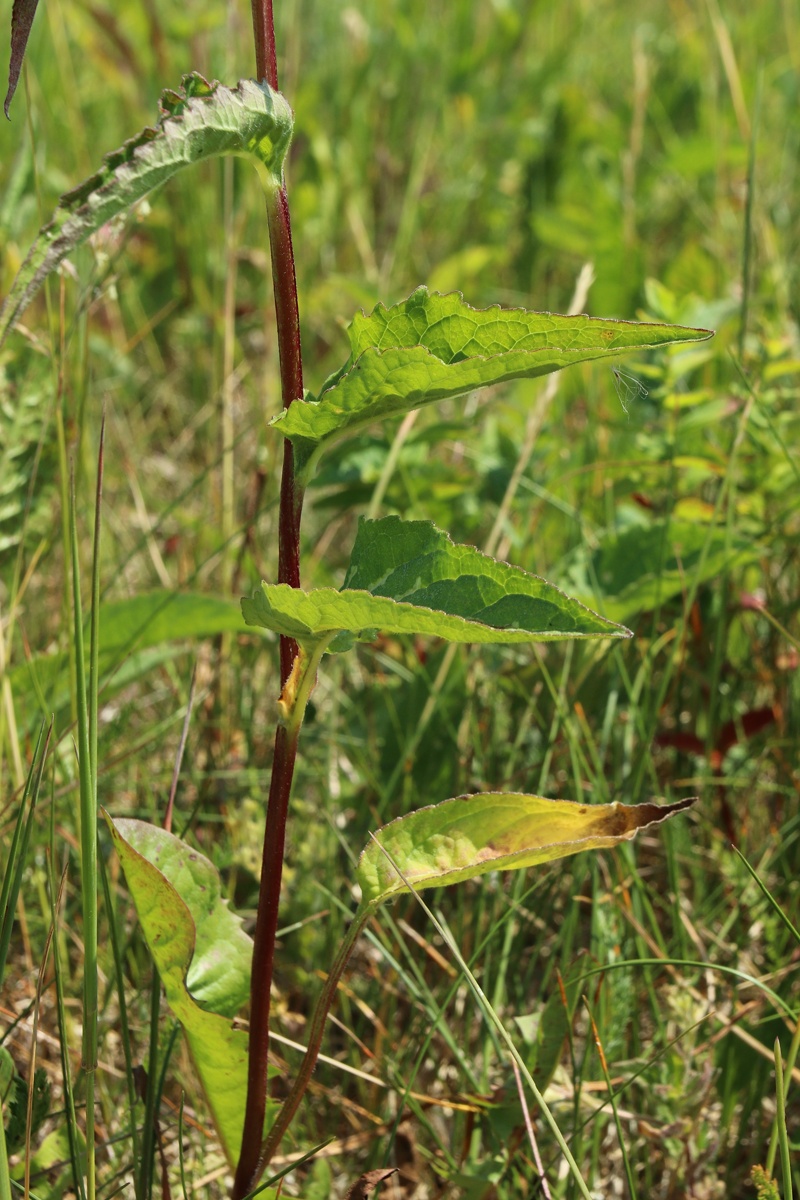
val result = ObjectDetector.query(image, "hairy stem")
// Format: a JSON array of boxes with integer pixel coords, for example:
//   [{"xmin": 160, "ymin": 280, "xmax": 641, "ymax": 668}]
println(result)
[{"xmin": 233, "ymin": 2, "xmax": 307, "ymax": 1196}]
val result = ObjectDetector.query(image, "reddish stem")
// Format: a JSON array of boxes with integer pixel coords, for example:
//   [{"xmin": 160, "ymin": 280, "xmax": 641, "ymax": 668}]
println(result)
[
  {"xmin": 250, "ymin": 0, "xmax": 278, "ymax": 90},
  {"xmin": 232, "ymin": 3, "xmax": 306, "ymax": 1196},
  {"xmin": 233, "ymin": 722, "xmax": 300, "ymax": 1199}
]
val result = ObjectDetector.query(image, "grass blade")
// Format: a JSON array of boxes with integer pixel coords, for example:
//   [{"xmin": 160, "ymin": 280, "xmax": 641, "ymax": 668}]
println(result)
[{"xmin": 0, "ymin": 720, "xmax": 51, "ymax": 981}]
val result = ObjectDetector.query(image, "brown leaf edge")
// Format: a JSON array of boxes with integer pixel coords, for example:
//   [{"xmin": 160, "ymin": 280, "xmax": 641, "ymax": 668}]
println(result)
[
  {"xmin": 5, "ymin": 0, "xmax": 40, "ymax": 117},
  {"xmin": 345, "ymin": 1168, "xmax": 398, "ymax": 1200}
]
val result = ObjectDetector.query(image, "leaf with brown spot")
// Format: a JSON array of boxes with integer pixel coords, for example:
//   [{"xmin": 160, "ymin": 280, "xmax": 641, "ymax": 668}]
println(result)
[{"xmin": 357, "ymin": 793, "xmax": 695, "ymax": 907}]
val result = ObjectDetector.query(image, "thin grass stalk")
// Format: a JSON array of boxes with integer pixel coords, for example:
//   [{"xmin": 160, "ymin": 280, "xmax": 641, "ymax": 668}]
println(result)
[
  {"xmin": 177, "ymin": 1096, "xmax": 188, "ymax": 1200},
  {"xmin": 98, "ymin": 853, "xmax": 141, "ymax": 1190},
  {"xmin": 47, "ymin": 835, "xmax": 86, "ymax": 1200},
  {"xmin": 737, "ymin": 72, "xmax": 761, "ymax": 361},
  {"xmin": 24, "ymin": 904, "xmax": 58, "ymax": 1200},
  {"xmin": 89, "ymin": 416, "xmax": 104, "ymax": 785},
  {"xmin": 774, "ymin": 1039, "xmax": 793, "ymax": 1200},
  {"xmin": 511, "ymin": 1057, "xmax": 552, "ymax": 1199},
  {"xmin": 70, "ymin": 467, "xmax": 98, "ymax": 1200},
  {"xmin": 424, "ymin": 898, "xmax": 594, "ymax": 1200},
  {"xmin": 586, "ymin": 1002, "xmax": 637, "ymax": 1199},
  {"xmin": 0, "ymin": 721, "xmax": 50, "ymax": 980},
  {"xmin": 138, "ymin": 968, "xmax": 162, "ymax": 1200},
  {"xmin": 154, "ymin": 1023, "xmax": 180, "ymax": 1200},
  {"xmin": 0, "ymin": 1112, "xmax": 9, "ymax": 1200},
  {"xmin": 766, "ymin": 1019, "xmax": 800, "ymax": 1178}
]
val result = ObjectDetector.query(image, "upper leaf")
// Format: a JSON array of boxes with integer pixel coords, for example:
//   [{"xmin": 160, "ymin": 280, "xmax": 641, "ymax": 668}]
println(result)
[
  {"xmin": 0, "ymin": 74, "xmax": 293, "ymax": 344},
  {"xmin": 270, "ymin": 288, "xmax": 713, "ymax": 481},
  {"xmin": 241, "ymin": 516, "xmax": 629, "ymax": 650},
  {"xmin": 357, "ymin": 793, "xmax": 695, "ymax": 906}
]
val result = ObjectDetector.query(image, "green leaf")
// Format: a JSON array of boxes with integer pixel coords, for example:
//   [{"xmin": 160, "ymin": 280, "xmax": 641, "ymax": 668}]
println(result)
[
  {"xmin": 561, "ymin": 519, "xmax": 757, "ymax": 623},
  {"xmin": 523, "ymin": 968, "xmax": 582, "ymax": 1090},
  {"xmin": 0, "ymin": 74, "xmax": 293, "ymax": 345},
  {"xmin": 270, "ymin": 288, "xmax": 713, "ymax": 481},
  {"xmin": 241, "ymin": 516, "xmax": 629, "ymax": 650},
  {"xmin": 106, "ymin": 816, "xmax": 260, "ymax": 1166},
  {"xmin": 11, "ymin": 591, "xmax": 262, "ymax": 730},
  {"xmin": 357, "ymin": 793, "xmax": 695, "ymax": 907}
]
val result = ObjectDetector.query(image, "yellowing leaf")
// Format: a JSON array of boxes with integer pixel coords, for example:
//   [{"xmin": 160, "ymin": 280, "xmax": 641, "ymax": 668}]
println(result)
[{"xmin": 357, "ymin": 793, "xmax": 694, "ymax": 906}]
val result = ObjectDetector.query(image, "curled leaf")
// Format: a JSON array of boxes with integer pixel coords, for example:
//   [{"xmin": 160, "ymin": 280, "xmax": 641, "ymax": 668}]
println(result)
[
  {"xmin": 0, "ymin": 74, "xmax": 293, "ymax": 343},
  {"xmin": 106, "ymin": 815, "xmax": 261, "ymax": 1165}
]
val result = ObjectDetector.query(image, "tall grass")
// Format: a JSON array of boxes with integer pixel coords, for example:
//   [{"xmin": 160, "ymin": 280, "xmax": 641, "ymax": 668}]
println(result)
[{"xmin": 1, "ymin": 0, "xmax": 798, "ymax": 1196}]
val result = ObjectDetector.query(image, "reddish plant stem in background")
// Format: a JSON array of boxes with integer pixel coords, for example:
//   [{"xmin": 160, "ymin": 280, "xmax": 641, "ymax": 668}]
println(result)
[{"xmin": 233, "ymin": 2, "xmax": 306, "ymax": 1197}]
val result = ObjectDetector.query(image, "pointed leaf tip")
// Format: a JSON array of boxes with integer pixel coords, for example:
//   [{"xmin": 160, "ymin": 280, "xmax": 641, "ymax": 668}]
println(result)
[
  {"xmin": 357, "ymin": 793, "xmax": 695, "ymax": 906},
  {"xmin": 242, "ymin": 516, "xmax": 630, "ymax": 650},
  {"xmin": 271, "ymin": 288, "xmax": 713, "ymax": 480},
  {"xmin": 5, "ymin": 0, "xmax": 41, "ymax": 117}
]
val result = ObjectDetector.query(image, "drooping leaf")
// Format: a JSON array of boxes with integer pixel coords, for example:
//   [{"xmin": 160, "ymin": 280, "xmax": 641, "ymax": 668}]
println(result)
[
  {"xmin": 242, "ymin": 515, "xmax": 629, "ymax": 651},
  {"xmin": 357, "ymin": 793, "xmax": 695, "ymax": 907},
  {"xmin": 5, "ymin": 0, "xmax": 40, "ymax": 117},
  {"xmin": 107, "ymin": 816, "xmax": 261, "ymax": 1165},
  {"xmin": 0, "ymin": 74, "xmax": 293, "ymax": 344},
  {"xmin": 270, "ymin": 288, "xmax": 713, "ymax": 481}
]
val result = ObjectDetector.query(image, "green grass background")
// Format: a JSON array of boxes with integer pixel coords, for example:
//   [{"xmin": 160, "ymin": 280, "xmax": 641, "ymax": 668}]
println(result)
[{"xmin": 1, "ymin": 0, "xmax": 798, "ymax": 1197}]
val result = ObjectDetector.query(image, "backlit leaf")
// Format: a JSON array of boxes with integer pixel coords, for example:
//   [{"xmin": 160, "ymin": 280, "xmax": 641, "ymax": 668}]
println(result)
[
  {"xmin": 271, "ymin": 288, "xmax": 713, "ymax": 481},
  {"xmin": 107, "ymin": 816, "xmax": 261, "ymax": 1166},
  {"xmin": 357, "ymin": 793, "xmax": 694, "ymax": 906},
  {"xmin": 242, "ymin": 516, "xmax": 629, "ymax": 650}
]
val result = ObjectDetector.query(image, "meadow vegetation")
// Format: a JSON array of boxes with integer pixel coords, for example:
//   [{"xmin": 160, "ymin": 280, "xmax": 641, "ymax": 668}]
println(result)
[{"xmin": 1, "ymin": 1, "xmax": 798, "ymax": 1198}]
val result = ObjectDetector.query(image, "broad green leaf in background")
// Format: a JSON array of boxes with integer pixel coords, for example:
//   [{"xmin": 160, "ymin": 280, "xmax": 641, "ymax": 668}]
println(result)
[
  {"xmin": 9, "ymin": 591, "xmax": 265, "ymax": 730},
  {"xmin": 0, "ymin": 74, "xmax": 293, "ymax": 344},
  {"xmin": 270, "ymin": 288, "xmax": 713, "ymax": 482},
  {"xmin": 516, "ymin": 967, "xmax": 583, "ymax": 1090},
  {"xmin": 357, "ymin": 793, "xmax": 695, "ymax": 907},
  {"xmin": 560, "ymin": 519, "xmax": 757, "ymax": 623},
  {"xmin": 107, "ymin": 817, "xmax": 260, "ymax": 1165},
  {"xmin": 242, "ymin": 516, "xmax": 629, "ymax": 651}
]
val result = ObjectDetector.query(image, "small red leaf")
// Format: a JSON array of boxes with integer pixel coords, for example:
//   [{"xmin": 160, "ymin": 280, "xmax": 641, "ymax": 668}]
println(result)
[
  {"xmin": 654, "ymin": 730, "xmax": 705, "ymax": 756},
  {"xmin": 715, "ymin": 706, "xmax": 776, "ymax": 759},
  {"xmin": 5, "ymin": 0, "xmax": 41, "ymax": 117}
]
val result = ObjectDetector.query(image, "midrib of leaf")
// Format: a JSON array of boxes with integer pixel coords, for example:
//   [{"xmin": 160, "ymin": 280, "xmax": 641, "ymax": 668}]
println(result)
[{"xmin": 271, "ymin": 288, "xmax": 713, "ymax": 481}]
